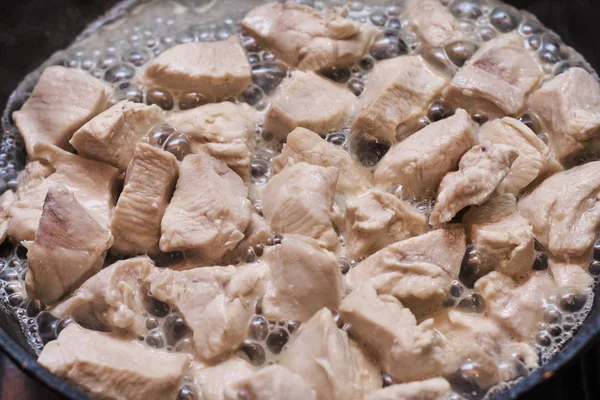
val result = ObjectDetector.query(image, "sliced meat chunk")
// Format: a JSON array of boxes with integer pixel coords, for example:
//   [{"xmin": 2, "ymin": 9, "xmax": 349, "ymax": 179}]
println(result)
[
  {"xmin": 374, "ymin": 109, "xmax": 478, "ymax": 196},
  {"xmin": 475, "ymin": 271, "xmax": 556, "ymax": 339},
  {"xmin": 224, "ymin": 365, "xmax": 316, "ymax": 400},
  {"xmin": 26, "ymin": 186, "xmax": 113, "ymax": 304},
  {"xmin": 264, "ymin": 71, "xmax": 355, "ymax": 139},
  {"xmin": 549, "ymin": 259, "xmax": 594, "ymax": 293},
  {"xmin": 149, "ymin": 264, "xmax": 267, "ymax": 361},
  {"xmin": 463, "ymin": 192, "xmax": 535, "ymax": 277},
  {"xmin": 38, "ymin": 325, "xmax": 189, "ymax": 400},
  {"xmin": 352, "ymin": 55, "xmax": 450, "ymax": 144},
  {"xmin": 223, "ymin": 212, "xmax": 272, "ymax": 264},
  {"xmin": 528, "ymin": 67, "xmax": 600, "ymax": 162},
  {"xmin": 262, "ymin": 234, "xmax": 342, "ymax": 321},
  {"xmin": 339, "ymin": 284, "xmax": 446, "ymax": 383},
  {"xmin": 13, "ymin": 66, "xmax": 110, "ymax": 158},
  {"xmin": 242, "ymin": 1, "xmax": 378, "ymax": 71},
  {"xmin": 262, "ymin": 162, "xmax": 339, "ymax": 250},
  {"xmin": 478, "ymin": 117, "xmax": 561, "ymax": 194},
  {"xmin": 111, "ymin": 143, "xmax": 179, "ymax": 255},
  {"xmin": 160, "ymin": 152, "xmax": 252, "ymax": 261},
  {"xmin": 272, "ymin": 127, "xmax": 372, "ymax": 195},
  {"xmin": 53, "ymin": 256, "xmax": 155, "ymax": 336},
  {"xmin": 406, "ymin": 0, "xmax": 460, "ymax": 47},
  {"xmin": 429, "ymin": 142, "xmax": 519, "ymax": 227},
  {"xmin": 191, "ymin": 358, "xmax": 256, "ymax": 400},
  {"xmin": 347, "ymin": 227, "xmax": 466, "ymax": 313},
  {"xmin": 0, "ymin": 190, "xmax": 15, "ymax": 243},
  {"xmin": 365, "ymin": 378, "xmax": 451, "ymax": 400},
  {"xmin": 7, "ymin": 144, "xmax": 119, "ymax": 242},
  {"xmin": 166, "ymin": 102, "xmax": 255, "ymax": 180},
  {"xmin": 141, "ymin": 36, "xmax": 251, "ymax": 98},
  {"xmin": 279, "ymin": 308, "xmax": 382, "ymax": 400},
  {"xmin": 70, "ymin": 101, "xmax": 163, "ymax": 170},
  {"xmin": 444, "ymin": 32, "xmax": 544, "ymax": 116},
  {"xmin": 518, "ymin": 161, "xmax": 600, "ymax": 259},
  {"xmin": 344, "ymin": 191, "xmax": 426, "ymax": 260}
]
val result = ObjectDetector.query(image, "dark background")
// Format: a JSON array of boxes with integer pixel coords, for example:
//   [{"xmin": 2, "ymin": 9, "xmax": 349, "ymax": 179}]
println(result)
[{"xmin": 0, "ymin": 0, "xmax": 599, "ymax": 399}]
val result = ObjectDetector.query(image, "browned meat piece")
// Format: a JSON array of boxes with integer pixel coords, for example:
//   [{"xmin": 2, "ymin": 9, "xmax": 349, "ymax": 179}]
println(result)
[
  {"xmin": 279, "ymin": 308, "xmax": 382, "ymax": 400},
  {"xmin": 344, "ymin": 191, "xmax": 426, "ymax": 260},
  {"xmin": 475, "ymin": 271, "xmax": 556, "ymax": 339},
  {"xmin": 224, "ymin": 365, "xmax": 316, "ymax": 400},
  {"xmin": 160, "ymin": 152, "xmax": 252, "ymax": 261},
  {"xmin": 150, "ymin": 264, "xmax": 267, "ymax": 361},
  {"xmin": 38, "ymin": 325, "xmax": 189, "ymax": 400},
  {"xmin": 272, "ymin": 127, "xmax": 372, "ymax": 195},
  {"xmin": 111, "ymin": 143, "xmax": 179, "ymax": 255},
  {"xmin": 406, "ymin": 0, "xmax": 461, "ymax": 47},
  {"xmin": 141, "ymin": 36, "xmax": 251, "ymax": 98},
  {"xmin": 528, "ymin": 67, "xmax": 600, "ymax": 162},
  {"xmin": 13, "ymin": 66, "xmax": 110, "ymax": 158},
  {"xmin": 339, "ymin": 284, "xmax": 446, "ymax": 383},
  {"xmin": 352, "ymin": 55, "xmax": 449, "ymax": 144},
  {"xmin": 347, "ymin": 227, "xmax": 466, "ymax": 313},
  {"xmin": 375, "ymin": 109, "xmax": 478, "ymax": 196},
  {"xmin": 478, "ymin": 117, "xmax": 561, "ymax": 194},
  {"xmin": 444, "ymin": 32, "xmax": 544, "ymax": 116},
  {"xmin": 262, "ymin": 162, "xmax": 339, "ymax": 250},
  {"xmin": 191, "ymin": 358, "xmax": 257, "ymax": 400},
  {"xmin": 365, "ymin": 378, "xmax": 451, "ymax": 400},
  {"xmin": 26, "ymin": 186, "xmax": 113, "ymax": 304},
  {"xmin": 429, "ymin": 142, "xmax": 519, "ymax": 227},
  {"xmin": 242, "ymin": 1, "xmax": 378, "ymax": 71},
  {"xmin": 518, "ymin": 161, "xmax": 600, "ymax": 259},
  {"xmin": 549, "ymin": 259, "xmax": 594, "ymax": 292},
  {"xmin": 7, "ymin": 144, "xmax": 119, "ymax": 243},
  {"xmin": 166, "ymin": 102, "xmax": 255, "ymax": 180},
  {"xmin": 0, "ymin": 190, "xmax": 14, "ymax": 243},
  {"xmin": 262, "ymin": 234, "xmax": 342, "ymax": 321},
  {"xmin": 264, "ymin": 71, "xmax": 356, "ymax": 139},
  {"xmin": 70, "ymin": 101, "xmax": 163, "ymax": 170},
  {"xmin": 463, "ymin": 192, "xmax": 535, "ymax": 277}
]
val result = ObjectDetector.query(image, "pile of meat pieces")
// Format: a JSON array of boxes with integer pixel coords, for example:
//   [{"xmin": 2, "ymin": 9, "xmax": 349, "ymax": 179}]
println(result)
[{"xmin": 3, "ymin": 1, "xmax": 600, "ymax": 400}]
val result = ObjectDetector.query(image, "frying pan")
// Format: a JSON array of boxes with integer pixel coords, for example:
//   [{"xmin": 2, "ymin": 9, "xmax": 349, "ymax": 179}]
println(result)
[{"xmin": 1, "ymin": 0, "xmax": 599, "ymax": 399}]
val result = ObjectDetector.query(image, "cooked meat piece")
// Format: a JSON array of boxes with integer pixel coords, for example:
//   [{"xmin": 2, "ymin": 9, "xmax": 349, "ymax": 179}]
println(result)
[
  {"xmin": 141, "ymin": 36, "xmax": 251, "ymax": 98},
  {"xmin": 53, "ymin": 256, "xmax": 155, "ymax": 336},
  {"xmin": 478, "ymin": 117, "xmax": 561, "ymax": 194},
  {"xmin": 38, "ymin": 325, "xmax": 189, "ymax": 400},
  {"xmin": 444, "ymin": 32, "xmax": 544, "ymax": 116},
  {"xmin": 475, "ymin": 271, "xmax": 556, "ymax": 339},
  {"xmin": 70, "ymin": 101, "xmax": 163, "ymax": 170},
  {"xmin": 339, "ymin": 284, "xmax": 446, "ymax": 383},
  {"xmin": 166, "ymin": 102, "xmax": 255, "ymax": 180},
  {"xmin": 111, "ymin": 143, "xmax": 179, "ymax": 255},
  {"xmin": 518, "ymin": 161, "xmax": 600, "ymax": 259},
  {"xmin": 262, "ymin": 234, "xmax": 342, "ymax": 321},
  {"xmin": 160, "ymin": 152, "xmax": 252, "ymax": 261},
  {"xmin": 463, "ymin": 192, "xmax": 535, "ymax": 277},
  {"xmin": 0, "ymin": 190, "xmax": 15, "ymax": 243},
  {"xmin": 406, "ymin": 0, "xmax": 460, "ymax": 47},
  {"xmin": 279, "ymin": 308, "xmax": 382, "ymax": 400},
  {"xmin": 264, "ymin": 71, "xmax": 356, "ymax": 139},
  {"xmin": 150, "ymin": 264, "xmax": 267, "ymax": 361},
  {"xmin": 7, "ymin": 144, "xmax": 119, "ymax": 242},
  {"xmin": 191, "ymin": 358, "xmax": 256, "ymax": 400},
  {"xmin": 352, "ymin": 56, "xmax": 449, "ymax": 144},
  {"xmin": 528, "ymin": 67, "xmax": 600, "ymax": 162},
  {"xmin": 374, "ymin": 109, "xmax": 478, "ymax": 196},
  {"xmin": 272, "ymin": 127, "xmax": 372, "ymax": 195},
  {"xmin": 224, "ymin": 365, "xmax": 316, "ymax": 400},
  {"xmin": 344, "ymin": 191, "xmax": 426, "ymax": 259},
  {"xmin": 26, "ymin": 186, "xmax": 113, "ymax": 304},
  {"xmin": 13, "ymin": 66, "xmax": 110, "ymax": 158},
  {"xmin": 365, "ymin": 378, "xmax": 451, "ymax": 400},
  {"xmin": 429, "ymin": 142, "xmax": 519, "ymax": 227},
  {"xmin": 223, "ymin": 212, "xmax": 272, "ymax": 264},
  {"xmin": 549, "ymin": 259, "xmax": 594, "ymax": 292},
  {"xmin": 347, "ymin": 227, "xmax": 466, "ymax": 313},
  {"xmin": 242, "ymin": 1, "xmax": 378, "ymax": 71},
  {"xmin": 262, "ymin": 162, "xmax": 339, "ymax": 250}
]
